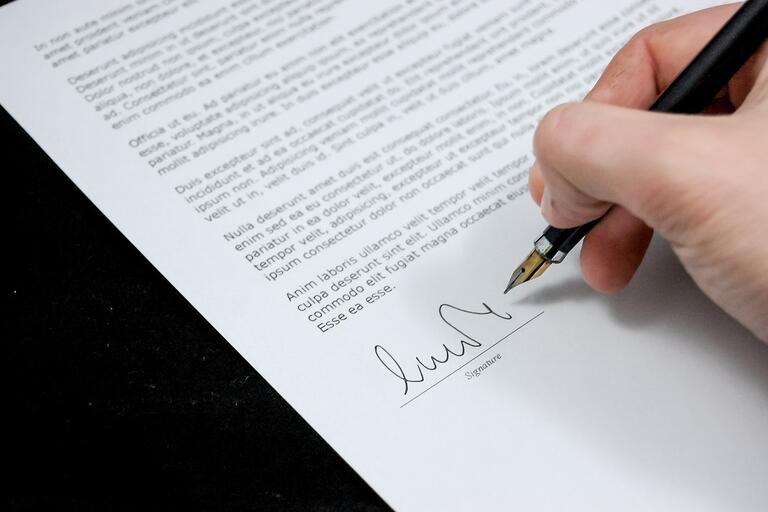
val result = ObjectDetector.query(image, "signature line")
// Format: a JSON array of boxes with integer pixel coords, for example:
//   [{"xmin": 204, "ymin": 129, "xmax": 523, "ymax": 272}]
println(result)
[{"xmin": 400, "ymin": 311, "xmax": 545, "ymax": 409}]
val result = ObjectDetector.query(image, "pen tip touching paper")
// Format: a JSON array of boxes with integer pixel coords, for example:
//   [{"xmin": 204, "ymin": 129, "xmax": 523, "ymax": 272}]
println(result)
[
  {"xmin": 504, "ymin": 269, "xmax": 525, "ymax": 294},
  {"xmin": 503, "ymin": 250, "xmax": 551, "ymax": 294}
]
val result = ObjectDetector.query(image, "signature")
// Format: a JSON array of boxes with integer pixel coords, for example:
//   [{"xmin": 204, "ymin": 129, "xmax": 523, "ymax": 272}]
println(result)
[{"xmin": 374, "ymin": 303, "xmax": 515, "ymax": 396}]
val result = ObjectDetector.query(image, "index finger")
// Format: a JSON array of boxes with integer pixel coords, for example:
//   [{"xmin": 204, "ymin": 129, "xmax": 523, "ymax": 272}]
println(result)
[
  {"xmin": 586, "ymin": 3, "xmax": 742, "ymax": 109},
  {"xmin": 529, "ymin": 2, "xmax": 743, "ymax": 204}
]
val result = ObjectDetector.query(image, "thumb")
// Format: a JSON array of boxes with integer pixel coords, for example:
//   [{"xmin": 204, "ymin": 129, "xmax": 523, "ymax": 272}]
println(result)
[{"xmin": 532, "ymin": 101, "xmax": 723, "ymax": 233}]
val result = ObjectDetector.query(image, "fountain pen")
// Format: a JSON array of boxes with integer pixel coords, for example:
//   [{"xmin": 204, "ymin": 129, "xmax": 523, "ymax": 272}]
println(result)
[{"xmin": 505, "ymin": 0, "xmax": 768, "ymax": 294}]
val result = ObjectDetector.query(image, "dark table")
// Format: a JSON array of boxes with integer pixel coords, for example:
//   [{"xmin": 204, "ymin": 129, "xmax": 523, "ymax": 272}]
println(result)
[{"xmin": 3, "ymin": 2, "xmax": 390, "ymax": 509}]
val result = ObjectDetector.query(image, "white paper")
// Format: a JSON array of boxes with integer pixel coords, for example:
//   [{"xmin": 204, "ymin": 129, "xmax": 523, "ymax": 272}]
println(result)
[{"xmin": 2, "ymin": 0, "xmax": 767, "ymax": 510}]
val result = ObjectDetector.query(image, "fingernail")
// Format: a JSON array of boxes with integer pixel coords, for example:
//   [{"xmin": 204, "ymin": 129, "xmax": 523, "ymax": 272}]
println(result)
[{"xmin": 541, "ymin": 188, "xmax": 553, "ymax": 218}]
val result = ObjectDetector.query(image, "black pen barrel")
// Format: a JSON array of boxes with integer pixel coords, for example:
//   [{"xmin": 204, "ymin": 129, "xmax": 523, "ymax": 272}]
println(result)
[
  {"xmin": 651, "ymin": 0, "xmax": 768, "ymax": 114},
  {"xmin": 540, "ymin": 222, "xmax": 600, "ymax": 263}
]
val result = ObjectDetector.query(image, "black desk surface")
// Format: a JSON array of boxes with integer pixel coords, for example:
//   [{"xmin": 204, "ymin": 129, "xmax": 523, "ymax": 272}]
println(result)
[{"xmin": 3, "ymin": 3, "xmax": 389, "ymax": 508}]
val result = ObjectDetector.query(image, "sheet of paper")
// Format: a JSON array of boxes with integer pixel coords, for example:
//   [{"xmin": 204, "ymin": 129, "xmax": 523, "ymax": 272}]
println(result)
[{"xmin": 2, "ymin": 0, "xmax": 767, "ymax": 509}]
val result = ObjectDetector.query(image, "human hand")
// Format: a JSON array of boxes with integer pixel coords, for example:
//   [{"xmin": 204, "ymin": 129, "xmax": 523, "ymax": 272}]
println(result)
[{"xmin": 528, "ymin": 4, "xmax": 768, "ymax": 341}]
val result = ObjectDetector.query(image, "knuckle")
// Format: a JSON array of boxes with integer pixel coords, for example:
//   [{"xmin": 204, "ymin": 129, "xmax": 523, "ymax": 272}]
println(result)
[
  {"xmin": 624, "ymin": 30, "xmax": 649, "ymax": 53},
  {"xmin": 632, "ymin": 23, "xmax": 658, "ymax": 42},
  {"xmin": 632, "ymin": 16, "xmax": 672, "ymax": 43},
  {"xmin": 616, "ymin": 25, "xmax": 657, "ymax": 63}
]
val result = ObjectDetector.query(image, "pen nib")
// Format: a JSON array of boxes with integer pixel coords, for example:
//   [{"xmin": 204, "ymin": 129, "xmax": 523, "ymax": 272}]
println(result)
[{"xmin": 504, "ymin": 250, "xmax": 551, "ymax": 294}]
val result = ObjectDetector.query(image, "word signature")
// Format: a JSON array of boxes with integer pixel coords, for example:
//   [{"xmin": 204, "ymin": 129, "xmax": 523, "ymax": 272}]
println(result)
[{"xmin": 374, "ymin": 303, "xmax": 516, "ymax": 396}]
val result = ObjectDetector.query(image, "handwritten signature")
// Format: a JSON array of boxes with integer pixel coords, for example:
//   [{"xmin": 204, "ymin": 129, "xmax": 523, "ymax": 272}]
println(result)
[{"xmin": 374, "ymin": 303, "xmax": 516, "ymax": 396}]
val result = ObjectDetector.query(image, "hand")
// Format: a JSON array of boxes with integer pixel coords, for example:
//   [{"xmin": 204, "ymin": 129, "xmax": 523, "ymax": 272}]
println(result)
[{"xmin": 528, "ymin": 4, "xmax": 768, "ymax": 341}]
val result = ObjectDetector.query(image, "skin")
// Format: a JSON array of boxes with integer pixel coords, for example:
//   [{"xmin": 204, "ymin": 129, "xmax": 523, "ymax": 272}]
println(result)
[{"xmin": 528, "ymin": 4, "xmax": 768, "ymax": 341}]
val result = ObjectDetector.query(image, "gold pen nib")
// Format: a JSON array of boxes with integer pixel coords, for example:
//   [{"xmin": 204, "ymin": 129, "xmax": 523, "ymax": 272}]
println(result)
[{"xmin": 504, "ymin": 250, "xmax": 551, "ymax": 294}]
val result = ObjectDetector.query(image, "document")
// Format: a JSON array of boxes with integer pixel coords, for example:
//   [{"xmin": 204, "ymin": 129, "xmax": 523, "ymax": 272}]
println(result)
[{"xmin": 2, "ymin": 0, "xmax": 767, "ymax": 509}]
